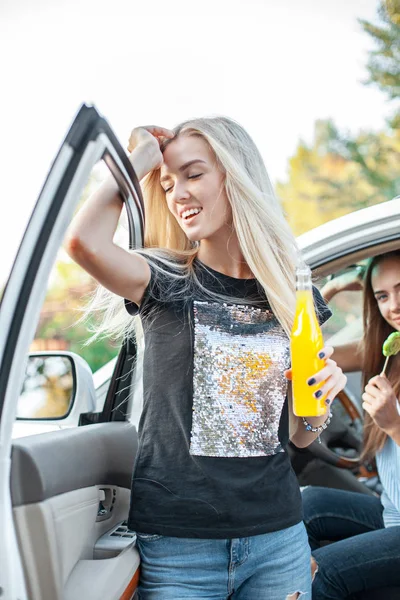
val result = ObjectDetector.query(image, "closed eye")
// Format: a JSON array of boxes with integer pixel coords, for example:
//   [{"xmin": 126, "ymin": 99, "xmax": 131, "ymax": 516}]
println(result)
[{"xmin": 162, "ymin": 173, "xmax": 203, "ymax": 194}]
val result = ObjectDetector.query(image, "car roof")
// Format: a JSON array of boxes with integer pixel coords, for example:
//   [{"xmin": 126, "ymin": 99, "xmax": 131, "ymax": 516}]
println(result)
[{"xmin": 298, "ymin": 196, "xmax": 400, "ymax": 269}]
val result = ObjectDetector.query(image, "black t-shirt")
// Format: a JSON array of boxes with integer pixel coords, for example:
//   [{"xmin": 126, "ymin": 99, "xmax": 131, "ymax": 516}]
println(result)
[{"xmin": 127, "ymin": 259, "xmax": 331, "ymax": 539}]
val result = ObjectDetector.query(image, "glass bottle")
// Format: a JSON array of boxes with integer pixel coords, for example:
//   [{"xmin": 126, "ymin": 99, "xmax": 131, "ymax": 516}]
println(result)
[{"xmin": 291, "ymin": 264, "xmax": 326, "ymax": 416}]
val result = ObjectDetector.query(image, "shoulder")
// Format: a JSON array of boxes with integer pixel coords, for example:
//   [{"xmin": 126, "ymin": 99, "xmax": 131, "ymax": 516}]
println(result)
[
  {"xmin": 140, "ymin": 251, "xmax": 190, "ymax": 307},
  {"xmin": 125, "ymin": 251, "xmax": 189, "ymax": 316}
]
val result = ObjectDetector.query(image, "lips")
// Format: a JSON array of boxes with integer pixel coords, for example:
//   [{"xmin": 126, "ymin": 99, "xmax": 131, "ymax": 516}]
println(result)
[{"xmin": 180, "ymin": 207, "xmax": 202, "ymax": 220}]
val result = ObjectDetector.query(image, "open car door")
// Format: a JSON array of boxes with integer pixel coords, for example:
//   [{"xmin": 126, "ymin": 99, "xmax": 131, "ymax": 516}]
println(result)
[{"xmin": 0, "ymin": 104, "xmax": 143, "ymax": 600}]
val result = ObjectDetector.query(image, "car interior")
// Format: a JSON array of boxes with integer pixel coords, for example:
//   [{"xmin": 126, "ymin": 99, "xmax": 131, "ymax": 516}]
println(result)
[{"xmin": 4, "ymin": 108, "xmax": 399, "ymax": 599}]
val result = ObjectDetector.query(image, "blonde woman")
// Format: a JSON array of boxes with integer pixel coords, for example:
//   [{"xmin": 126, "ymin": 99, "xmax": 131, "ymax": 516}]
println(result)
[{"xmin": 66, "ymin": 117, "xmax": 346, "ymax": 599}]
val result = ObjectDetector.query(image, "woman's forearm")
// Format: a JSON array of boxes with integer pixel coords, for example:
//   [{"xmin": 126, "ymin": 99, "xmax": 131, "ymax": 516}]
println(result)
[
  {"xmin": 383, "ymin": 419, "xmax": 400, "ymax": 446},
  {"xmin": 64, "ymin": 129, "xmax": 167, "ymax": 302},
  {"xmin": 65, "ymin": 146, "xmax": 153, "ymax": 256},
  {"xmin": 66, "ymin": 177, "xmax": 124, "ymax": 256},
  {"xmin": 290, "ymin": 411, "xmax": 330, "ymax": 448},
  {"xmin": 320, "ymin": 281, "xmax": 339, "ymax": 303}
]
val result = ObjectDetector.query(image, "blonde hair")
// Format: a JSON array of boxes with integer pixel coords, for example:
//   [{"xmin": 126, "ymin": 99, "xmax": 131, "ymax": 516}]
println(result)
[{"xmin": 84, "ymin": 116, "xmax": 300, "ymax": 342}]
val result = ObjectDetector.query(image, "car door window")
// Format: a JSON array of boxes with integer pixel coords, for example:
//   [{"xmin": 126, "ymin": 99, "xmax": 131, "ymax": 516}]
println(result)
[
  {"xmin": 316, "ymin": 264, "xmax": 366, "ymax": 345},
  {"xmin": 2, "ymin": 105, "xmax": 144, "ymax": 442},
  {"xmin": 29, "ymin": 162, "xmax": 127, "ymax": 374},
  {"xmin": 14, "ymin": 161, "xmax": 133, "ymax": 431}
]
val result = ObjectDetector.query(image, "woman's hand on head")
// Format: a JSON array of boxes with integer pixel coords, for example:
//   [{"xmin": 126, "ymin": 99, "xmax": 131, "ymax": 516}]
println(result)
[
  {"xmin": 127, "ymin": 126, "xmax": 174, "ymax": 180},
  {"xmin": 362, "ymin": 374, "xmax": 400, "ymax": 432}
]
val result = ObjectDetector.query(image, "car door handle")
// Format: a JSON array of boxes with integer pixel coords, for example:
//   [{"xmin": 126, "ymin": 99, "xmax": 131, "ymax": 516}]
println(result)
[{"xmin": 96, "ymin": 486, "xmax": 117, "ymax": 521}]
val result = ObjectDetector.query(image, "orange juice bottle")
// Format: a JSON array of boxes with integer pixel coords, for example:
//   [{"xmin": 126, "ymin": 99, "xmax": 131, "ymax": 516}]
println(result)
[{"xmin": 291, "ymin": 264, "xmax": 326, "ymax": 417}]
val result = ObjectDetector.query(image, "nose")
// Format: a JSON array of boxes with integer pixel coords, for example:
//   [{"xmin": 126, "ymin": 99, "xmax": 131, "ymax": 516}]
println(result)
[
  {"xmin": 389, "ymin": 292, "xmax": 400, "ymax": 313},
  {"xmin": 170, "ymin": 180, "xmax": 191, "ymax": 204}
]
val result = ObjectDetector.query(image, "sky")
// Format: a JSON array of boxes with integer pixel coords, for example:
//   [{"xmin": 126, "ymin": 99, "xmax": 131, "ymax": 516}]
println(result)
[{"xmin": 0, "ymin": 0, "xmax": 391, "ymax": 287}]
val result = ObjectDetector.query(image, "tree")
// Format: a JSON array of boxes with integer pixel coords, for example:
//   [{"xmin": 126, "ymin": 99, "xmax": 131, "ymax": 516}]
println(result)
[
  {"xmin": 277, "ymin": 120, "xmax": 395, "ymax": 235},
  {"xmin": 360, "ymin": 0, "xmax": 400, "ymax": 107},
  {"xmin": 277, "ymin": 1, "xmax": 400, "ymax": 236}
]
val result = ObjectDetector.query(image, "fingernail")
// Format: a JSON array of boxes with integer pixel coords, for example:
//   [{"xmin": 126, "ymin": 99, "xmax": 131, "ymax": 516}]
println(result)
[
  {"xmin": 325, "ymin": 398, "xmax": 331, "ymax": 405},
  {"xmin": 307, "ymin": 378, "xmax": 316, "ymax": 386},
  {"xmin": 318, "ymin": 351, "xmax": 325, "ymax": 359},
  {"xmin": 315, "ymin": 390, "xmax": 323, "ymax": 398}
]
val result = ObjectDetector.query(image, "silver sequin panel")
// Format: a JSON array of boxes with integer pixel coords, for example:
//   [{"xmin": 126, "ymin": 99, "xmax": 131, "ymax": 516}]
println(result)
[{"xmin": 190, "ymin": 301, "xmax": 290, "ymax": 458}]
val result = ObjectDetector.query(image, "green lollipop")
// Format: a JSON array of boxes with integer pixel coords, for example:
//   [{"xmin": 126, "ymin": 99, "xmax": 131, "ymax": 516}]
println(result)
[{"xmin": 382, "ymin": 332, "xmax": 400, "ymax": 374}]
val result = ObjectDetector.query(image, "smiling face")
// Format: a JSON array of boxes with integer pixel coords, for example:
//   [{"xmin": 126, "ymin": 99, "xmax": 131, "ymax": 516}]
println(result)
[
  {"xmin": 160, "ymin": 134, "xmax": 232, "ymax": 243},
  {"xmin": 371, "ymin": 255, "xmax": 400, "ymax": 331}
]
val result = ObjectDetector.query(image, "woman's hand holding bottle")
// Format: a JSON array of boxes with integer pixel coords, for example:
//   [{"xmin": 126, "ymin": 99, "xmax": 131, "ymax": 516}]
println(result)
[{"xmin": 285, "ymin": 345, "xmax": 346, "ymax": 414}]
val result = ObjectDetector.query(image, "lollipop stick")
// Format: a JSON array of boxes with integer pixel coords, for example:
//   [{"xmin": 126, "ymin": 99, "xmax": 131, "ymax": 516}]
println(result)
[{"xmin": 381, "ymin": 355, "xmax": 390, "ymax": 375}]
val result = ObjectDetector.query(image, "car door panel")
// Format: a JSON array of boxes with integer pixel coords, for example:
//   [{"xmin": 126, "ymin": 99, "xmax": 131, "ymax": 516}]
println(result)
[
  {"xmin": 64, "ymin": 546, "xmax": 139, "ymax": 600},
  {"xmin": 0, "ymin": 104, "xmax": 144, "ymax": 598},
  {"xmin": 12, "ymin": 422, "xmax": 138, "ymax": 600}
]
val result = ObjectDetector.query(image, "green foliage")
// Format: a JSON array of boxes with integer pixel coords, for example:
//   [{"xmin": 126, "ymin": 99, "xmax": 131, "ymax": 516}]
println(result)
[
  {"xmin": 359, "ymin": 0, "xmax": 400, "ymax": 103},
  {"xmin": 37, "ymin": 310, "xmax": 119, "ymax": 373},
  {"xmin": 278, "ymin": 1, "xmax": 400, "ymax": 236},
  {"xmin": 278, "ymin": 122, "xmax": 400, "ymax": 236}
]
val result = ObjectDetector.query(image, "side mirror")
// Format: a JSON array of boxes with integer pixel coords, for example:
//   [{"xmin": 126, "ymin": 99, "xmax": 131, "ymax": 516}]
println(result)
[
  {"xmin": 16, "ymin": 352, "xmax": 96, "ymax": 428},
  {"xmin": 18, "ymin": 355, "xmax": 74, "ymax": 419}
]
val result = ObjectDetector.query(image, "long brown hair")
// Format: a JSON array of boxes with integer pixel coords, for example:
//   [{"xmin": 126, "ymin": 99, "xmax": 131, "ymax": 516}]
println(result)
[{"xmin": 361, "ymin": 250, "xmax": 400, "ymax": 460}]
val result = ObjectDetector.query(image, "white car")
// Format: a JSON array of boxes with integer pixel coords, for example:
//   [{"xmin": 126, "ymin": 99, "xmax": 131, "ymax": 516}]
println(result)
[{"xmin": 1, "ymin": 105, "xmax": 399, "ymax": 600}]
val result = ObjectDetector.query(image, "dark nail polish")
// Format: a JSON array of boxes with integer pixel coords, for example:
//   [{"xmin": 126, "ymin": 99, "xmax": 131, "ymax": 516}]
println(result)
[
  {"xmin": 325, "ymin": 398, "xmax": 331, "ymax": 405},
  {"xmin": 315, "ymin": 390, "xmax": 323, "ymax": 398},
  {"xmin": 307, "ymin": 378, "xmax": 316, "ymax": 386},
  {"xmin": 318, "ymin": 351, "xmax": 325, "ymax": 359}
]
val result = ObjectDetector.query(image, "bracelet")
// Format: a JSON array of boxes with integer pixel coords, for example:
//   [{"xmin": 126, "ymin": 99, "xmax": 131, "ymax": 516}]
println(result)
[
  {"xmin": 302, "ymin": 411, "xmax": 332, "ymax": 437},
  {"xmin": 302, "ymin": 411, "xmax": 332, "ymax": 445}
]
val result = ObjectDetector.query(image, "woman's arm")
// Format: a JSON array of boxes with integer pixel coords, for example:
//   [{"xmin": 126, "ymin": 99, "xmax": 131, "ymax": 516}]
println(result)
[
  {"xmin": 288, "ymin": 387, "xmax": 331, "ymax": 448},
  {"xmin": 289, "ymin": 343, "xmax": 362, "ymax": 447},
  {"xmin": 362, "ymin": 374, "xmax": 400, "ymax": 446},
  {"xmin": 65, "ymin": 126, "xmax": 173, "ymax": 306},
  {"xmin": 288, "ymin": 273, "xmax": 364, "ymax": 446},
  {"xmin": 289, "ymin": 347, "xmax": 361, "ymax": 447},
  {"xmin": 320, "ymin": 270, "xmax": 364, "ymax": 304},
  {"xmin": 288, "ymin": 346, "xmax": 347, "ymax": 448},
  {"xmin": 331, "ymin": 341, "xmax": 364, "ymax": 373}
]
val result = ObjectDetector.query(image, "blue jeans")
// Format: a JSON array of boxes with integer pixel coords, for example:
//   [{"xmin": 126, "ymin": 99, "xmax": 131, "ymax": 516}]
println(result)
[
  {"xmin": 302, "ymin": 486, "xmax": 400, "ymax": 599},
  {"xmin": 136, "ymin": 521, "xmax": 311, "ymax": 599}
]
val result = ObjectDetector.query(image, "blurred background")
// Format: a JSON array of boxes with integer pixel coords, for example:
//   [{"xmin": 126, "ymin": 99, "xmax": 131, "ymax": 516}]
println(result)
[{"xmin": 1, "ymin": 0, "xmax": 399, "ymax": 375}]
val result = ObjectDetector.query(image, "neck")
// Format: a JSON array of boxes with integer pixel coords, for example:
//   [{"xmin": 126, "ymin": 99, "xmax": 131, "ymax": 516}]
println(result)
[{"xmin": 197, "ymin": 231, "xmax": 253, "ymax": 279}]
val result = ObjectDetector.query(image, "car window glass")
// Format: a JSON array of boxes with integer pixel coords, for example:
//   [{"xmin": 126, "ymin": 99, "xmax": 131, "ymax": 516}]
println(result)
[
  {"xmin": 316, "ymin": 263, "xmax": 366, "ymax": 345},
  {"xmin": 28, "ymin": 161, "xmax": 128, "ymax": 374},
  {"xmin": 10, "ymin": 157, "xmax": 136, "ymax": 436}
]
